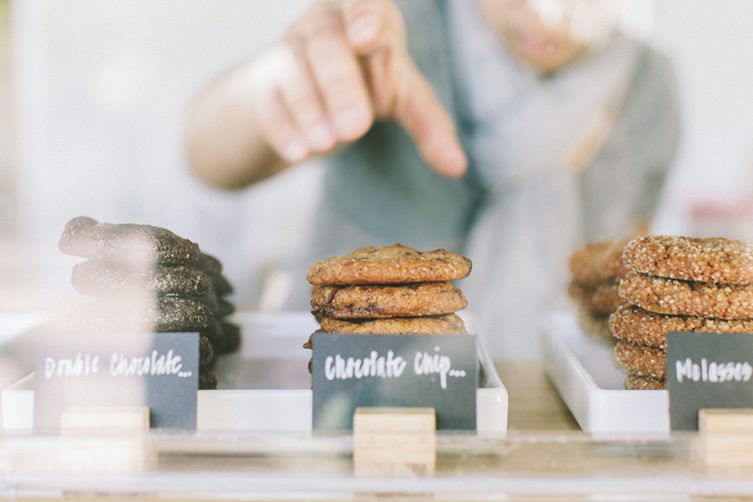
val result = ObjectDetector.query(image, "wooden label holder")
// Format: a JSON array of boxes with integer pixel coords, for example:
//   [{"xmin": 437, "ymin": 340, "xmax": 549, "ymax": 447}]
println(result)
[
  {"xmin": 60, "ymin": 405, "xmax": 150, "ymax": 433},
  {"xmin": 698, "ymin": 408, "xmax": 753, "ymax": 472},
  {"xmin": 352, "ymin": 407, "xmax": 437, "ymax": 476},
  {"xmin": 57, "ymin": 406, "xmax": 151, "ymax": 474}
]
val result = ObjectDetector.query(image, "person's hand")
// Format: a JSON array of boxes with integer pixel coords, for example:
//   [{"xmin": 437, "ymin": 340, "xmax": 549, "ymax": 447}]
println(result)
[{"xmin": 248, "ymin": 0, "xmax": 467, "ymax": 178}]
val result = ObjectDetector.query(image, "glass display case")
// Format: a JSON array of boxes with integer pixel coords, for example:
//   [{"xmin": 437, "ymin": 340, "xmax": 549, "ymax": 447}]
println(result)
[
  {"xmin": 2, "ymin": 313, "xmax": 753, "ymax": 500},
  {"xmin": 4, "ymin": 2, "xmax": 753, "ymax": 500}
]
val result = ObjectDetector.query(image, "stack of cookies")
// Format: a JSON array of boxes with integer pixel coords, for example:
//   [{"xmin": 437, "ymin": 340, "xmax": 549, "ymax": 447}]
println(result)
[
  {"xmin": 195, "ymin": 252, "xmax": 240, "ymax": 356},
  {"xmin": 611, "ymin": 236, "xmax": 753, "ymax": 390},
  {"xmin": 568, "ymin": 240, "xmax": 628, "ymax": 343},
  {"xmin": 303, "ymin": 244, "xmax": 472, "ymax": 361},
  {"xmin": 59, "ymin": 216, "xmax": 238, "ymax": 389}
]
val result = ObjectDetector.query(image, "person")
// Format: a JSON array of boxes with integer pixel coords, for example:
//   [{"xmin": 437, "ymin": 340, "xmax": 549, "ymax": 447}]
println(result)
[{"xmin": 185, "ymin": 0, "xmax": 680, "ymax": 359}]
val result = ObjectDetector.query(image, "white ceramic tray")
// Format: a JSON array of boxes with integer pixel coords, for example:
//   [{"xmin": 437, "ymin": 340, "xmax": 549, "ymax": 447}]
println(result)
[
  {"xmin": 2, "ymin": 312, "xmax": 507, "ymax": 432},
  {"xmin": 542, "ymin": 312, "xmax": 669, "ymax": 433}
]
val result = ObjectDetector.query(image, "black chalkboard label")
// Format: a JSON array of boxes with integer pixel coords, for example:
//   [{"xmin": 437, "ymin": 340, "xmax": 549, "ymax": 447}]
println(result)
[
  {"xmin": 311, "ymin": 333, "xmax": 477, "ymax": 430},
  {"xmin": 35, "ymin": 331, "xmax": 199, "ymax": 430},
  {"xmin": 667, "ymin": 331, "xmax": 753, "ymax": 430}
]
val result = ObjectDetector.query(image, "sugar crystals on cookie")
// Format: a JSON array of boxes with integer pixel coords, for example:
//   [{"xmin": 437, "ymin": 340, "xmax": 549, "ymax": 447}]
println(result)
[{"xmin": 611, "ymin": 234, "xmax": 753, "ymax": 390}]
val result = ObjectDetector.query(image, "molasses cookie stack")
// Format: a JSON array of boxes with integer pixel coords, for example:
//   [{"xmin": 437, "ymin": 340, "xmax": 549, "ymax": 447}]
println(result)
[
  {"xmin": 59, "ymin": 216, "xmax": 237, "ymax": 389},
  {"xmin": 303, "ymin": 244, "xmax": 472, "ymax": 364},
  {"xmin": 568, "ymin": 240, "xmax": 628, "ymax": 343},
  {"xmin": 610, "ymin": 236, "xmax": 753, "ymax": 390}
]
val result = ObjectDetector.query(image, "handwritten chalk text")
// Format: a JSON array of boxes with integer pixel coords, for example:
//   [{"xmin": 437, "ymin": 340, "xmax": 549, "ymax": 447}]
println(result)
[{"xmin": 675, "ymin": 357, "xmax": 753, "ymax": 383}]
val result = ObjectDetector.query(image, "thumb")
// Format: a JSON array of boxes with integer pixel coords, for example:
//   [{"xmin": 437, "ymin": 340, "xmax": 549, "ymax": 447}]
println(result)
[{"xmin": 393, "ymin": 60, "xmax": 467, "ymax": 178}]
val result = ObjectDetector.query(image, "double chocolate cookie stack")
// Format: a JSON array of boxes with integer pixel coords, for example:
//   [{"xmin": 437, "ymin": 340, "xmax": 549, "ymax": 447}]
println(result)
[
  {"xmin": 195, "ymin": 252, "xmax": 240, "ymax": 356},
  {"xmin": 568, "ymin": 240, "xmax": 628, "ymax": 344},
  {"xmin": 611, "ymin": 236, "xmax": 753, "ymax": 390},
  {"xmin": 59, "ymin": 216, "xmax": 239, "ymax": 389},
  {"xmin": 303, "ymin": 244, "xmax": 472, "ymax": 362}
]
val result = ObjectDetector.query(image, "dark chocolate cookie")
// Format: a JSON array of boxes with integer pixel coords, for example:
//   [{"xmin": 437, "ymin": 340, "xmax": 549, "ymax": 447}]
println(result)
[
  {"xmin": 197, "ymin": 252, "xmax": 223, "ymax": 275},
  {"xmin": 217, "ymin": 322, "xmax": 241, "ymax": 353},
  {"xmin": 72, "ymin": 261, "xmax": 212, "ymax": 297},
  {"xmin": 154, "ymin": 297, "xmax": 214, "ymax": 332},
  {"xmin": 59, "ymin": 216, "xmax": 200, "ymax": 265},
  {"xmin": 65, "ymin": 296, "xmax": 213, "ymax": 333},
  {"xmin": 200, "ymin": 320, "xmax": 240, "ymax": 354},
  {"xmin": 199, "ymin": 335, "xmax": 215, "ymax": 370},
  {"xmin": 216, "ymin": 299, "xmax": 235, "ymax": 317},
  {"xmin": 199, "ymin": 371, "xmax": 218, "ymax": 390},
  {"xmin": 196, "ymin": 252, "xmax": 234, "ymax": 295}
]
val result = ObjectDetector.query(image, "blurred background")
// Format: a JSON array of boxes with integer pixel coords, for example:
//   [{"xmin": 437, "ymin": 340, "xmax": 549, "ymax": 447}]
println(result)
[
  {"xmin": 1, "ymin": 1, "xmax": 753, "ymax": 316},
  {"xmin": 3, "ymin": 0, "xmax": 318, "ymax": 314}
]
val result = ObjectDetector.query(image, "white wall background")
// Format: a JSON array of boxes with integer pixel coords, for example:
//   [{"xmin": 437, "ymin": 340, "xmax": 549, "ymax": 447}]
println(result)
[
  {"xmin": 8, "ymin": 0, "xmax": 753, "ymax": 306},
  {"xmin": 651, "ymin": 0, "xmax": 753, "ymax": 235},
  {"xmin": 11, "ymin": 0, "xmax": 317, "ymax": 305}
]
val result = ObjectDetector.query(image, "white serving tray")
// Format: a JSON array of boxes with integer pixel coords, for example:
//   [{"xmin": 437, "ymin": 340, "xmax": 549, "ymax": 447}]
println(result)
[
  {"xmin": 2, "ymin": 312, "xmax": 507, "ymax": 433},
  {"xmin": 542, "ymin": 312, "xmax": 669, "ymax": 433}
]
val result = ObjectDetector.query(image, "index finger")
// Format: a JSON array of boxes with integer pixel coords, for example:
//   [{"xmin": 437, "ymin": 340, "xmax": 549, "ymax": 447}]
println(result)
[
  {"xmin": 303, "ymin": 22, "xmax": 374, "ymax": 141},
  {"xmin": 394, "ymin": 61, "xmax": 468, "ymax": 178}
]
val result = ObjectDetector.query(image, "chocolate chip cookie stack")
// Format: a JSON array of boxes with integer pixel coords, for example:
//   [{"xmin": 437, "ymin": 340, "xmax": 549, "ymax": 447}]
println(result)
[
  {"xmin": 59, "ymin": 216, "xmax": 238, "ymax": 389},
  {"xmin": 610, "ymin": 236, "xmax": 753, "ymax": 390},
  {"xmin": 303, "ymin": 244, "xmax": 472, "ymax": 361},
  {"xmin": 567, "ymin": 240, "xmax": 628, "ymax": 344}
]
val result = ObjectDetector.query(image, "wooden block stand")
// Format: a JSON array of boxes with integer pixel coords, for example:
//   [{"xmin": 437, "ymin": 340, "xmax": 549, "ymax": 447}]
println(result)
[
  {"xmin": 352, "ymin": 407, "xmax": 436, "ymax": 476},
  {"xmin": 699, "ymin": 409, "xmax": 753, "ymax": 473},
  {"xmin": 58, "ymin": 406, "xmax": 151, "ymax": 474}
]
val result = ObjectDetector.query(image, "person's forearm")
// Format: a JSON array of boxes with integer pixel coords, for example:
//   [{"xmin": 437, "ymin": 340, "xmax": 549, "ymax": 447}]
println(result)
[{"xmin": 185, "ymin": 63, "xmax": 288, "ymax": 190}]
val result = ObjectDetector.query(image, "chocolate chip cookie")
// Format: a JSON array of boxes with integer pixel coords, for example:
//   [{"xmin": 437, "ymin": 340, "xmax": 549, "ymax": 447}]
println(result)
[
  {"xmin": 318, "ymin": 313, "xmax": 467, "ymax": 335},
  {"xmin": 306, "ymin": 243, "xmax": 471, "ymax": 285},
  {"xmin": 311, "ymin": 281, "xmax": 467, "ymax": 319}
]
